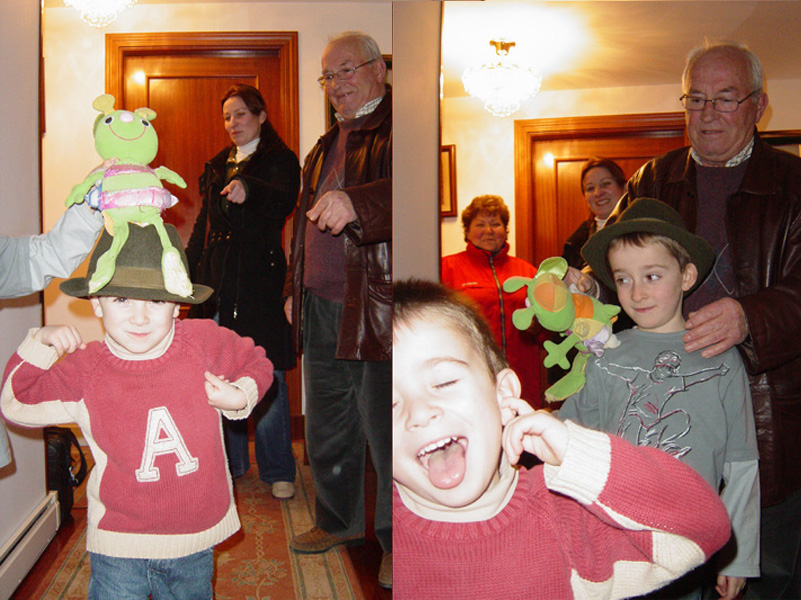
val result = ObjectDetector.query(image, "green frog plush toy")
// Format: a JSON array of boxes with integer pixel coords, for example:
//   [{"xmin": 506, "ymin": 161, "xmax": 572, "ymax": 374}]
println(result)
[
  {"xmin": 66, "ymin": 94, "xmax": 192, "ymax": 297},
  {"xmin": 503, "ymin": 257, "xmax": 621, "ymax": 403}
]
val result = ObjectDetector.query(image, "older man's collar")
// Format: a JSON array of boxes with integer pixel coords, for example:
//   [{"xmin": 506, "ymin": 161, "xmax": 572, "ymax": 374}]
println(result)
[
  {"xmin": 334, "ymin": 94, "xmax": 385, "ymax": 123},
  {"xmin": 691, "ymin": 136, "xmax": 754, "ymax": 168}
]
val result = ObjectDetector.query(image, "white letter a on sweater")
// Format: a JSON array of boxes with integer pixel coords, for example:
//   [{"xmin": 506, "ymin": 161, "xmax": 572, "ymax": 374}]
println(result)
[{"xmin": 136, "ymin": 407, "xmax": 199, "ymax": 482}]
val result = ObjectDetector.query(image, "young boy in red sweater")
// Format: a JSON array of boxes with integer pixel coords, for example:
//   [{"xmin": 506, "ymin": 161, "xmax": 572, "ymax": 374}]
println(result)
[
  {"xmin": 1, "ymin": 224, "xmax": 273, "ymax": 600},
  {"xmin": 392, "ymin": 279, "xmax": 732, "ymax": 600}
]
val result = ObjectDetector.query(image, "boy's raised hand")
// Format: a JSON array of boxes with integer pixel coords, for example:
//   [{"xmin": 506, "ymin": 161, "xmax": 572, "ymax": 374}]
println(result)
[
  {"xmin": 35, "ymin": 325, "xmax": 85, "ymax": 358},
  {"xmin": 204, "ymin": 372, "xmax": 247, "ymax": 411},
  {"xmin": 501, "ymin": 398, "xmax": 569, "ymax": 467}
]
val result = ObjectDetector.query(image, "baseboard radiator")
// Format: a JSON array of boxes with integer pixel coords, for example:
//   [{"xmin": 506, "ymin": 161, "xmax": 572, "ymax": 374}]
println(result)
[{"xmin": 0, "ymin": 491, "xmax": 59, "ymax": 600}]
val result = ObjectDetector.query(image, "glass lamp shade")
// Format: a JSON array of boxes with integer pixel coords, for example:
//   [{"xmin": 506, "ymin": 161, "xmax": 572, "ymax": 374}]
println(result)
[
  {"xmin": 462, "ymin": 58, "xmax": 542, "ymax": 117},
  {"xmin": 64, "ymin": 0, "xmax": 138, "ymax": 27}
]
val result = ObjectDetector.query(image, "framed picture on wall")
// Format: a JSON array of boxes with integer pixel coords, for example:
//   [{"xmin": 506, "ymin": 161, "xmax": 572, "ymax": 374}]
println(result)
[
  {"xmin": 440, "ymin": 144, "xmax": 457, "ymax": 218},
  {"xmin": 326, "ymin": 54, "xmax": 392, "ymax": 129},
  {"xmin": 762, "ymin": 129, "xmax": 801, "ymax": 156}
]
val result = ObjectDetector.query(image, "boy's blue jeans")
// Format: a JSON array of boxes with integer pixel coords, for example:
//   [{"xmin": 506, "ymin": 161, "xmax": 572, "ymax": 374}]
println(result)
[
  {"xmin": 224, "ymin": 370, "xmax": 296, "ymax": 483},
  {"xmin": 88, "ymin": 548, "xmax": 213, "ymax": 599}
]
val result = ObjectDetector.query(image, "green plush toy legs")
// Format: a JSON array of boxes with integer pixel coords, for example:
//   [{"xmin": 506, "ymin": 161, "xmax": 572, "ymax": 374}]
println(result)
[
  {"xmin": 89, "ymin": 218, "xmax": 131, "ymax": 293},
  {"xmin": 89, "ymin": 207, "xmax": 192, "ymax": 297},
  {"xmin": 89, "ymin": 208, "xmax": 152, "ymax": 294},
  {"xmin": 153, "ymin": 223, "xmax": 193, "ymax": 297},
  {"xmin": 545, "ymin": 351, "xmax": 590, "ymax": 404},
  {"xmin": 543, "ymin": 332, "xmax": 581, "ymax": 370}
]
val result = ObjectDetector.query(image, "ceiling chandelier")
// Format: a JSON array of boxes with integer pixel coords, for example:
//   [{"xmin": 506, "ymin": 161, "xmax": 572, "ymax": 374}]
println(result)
[
  {"xmin": 64, "ymin": 0, "xmax": 138, "ymax": 27},
  {"xmin": 461, "ymin": 39, "xmax": 542, "ymax": 118}
]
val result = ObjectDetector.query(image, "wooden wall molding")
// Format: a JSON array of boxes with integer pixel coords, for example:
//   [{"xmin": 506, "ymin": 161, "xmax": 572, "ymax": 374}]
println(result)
[{"xmin": 105, "ymin": 31, "xmax": 299, "ymax": 154}]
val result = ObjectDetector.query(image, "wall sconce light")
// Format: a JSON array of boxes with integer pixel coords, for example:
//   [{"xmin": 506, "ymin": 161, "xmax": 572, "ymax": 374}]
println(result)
[
  {"xmin": 461, "ymin": 39, "xmax": 542, "ymax": 118},
  {"xmin": 64, "ymin": 0, "xmax": 138, "ymax": 27}
]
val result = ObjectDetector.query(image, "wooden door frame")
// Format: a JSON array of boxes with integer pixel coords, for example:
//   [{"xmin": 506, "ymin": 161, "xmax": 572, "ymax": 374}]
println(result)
[
  {"xmin": 105, "ymin": 31, "xmax": 299, "ymax": 155},
  {"xmin": 513, "ymin": 112, "xmax": 687, "ymax": 263}
]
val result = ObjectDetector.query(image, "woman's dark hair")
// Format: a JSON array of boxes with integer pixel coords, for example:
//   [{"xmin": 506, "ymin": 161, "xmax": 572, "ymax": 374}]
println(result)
[
  {"xmin": 580, "ymin": 157, "xmax": 626, "ymax": 190},
  {"xmin": 221, "ymin": 84, "xmax": 284, "ymax": 150}
]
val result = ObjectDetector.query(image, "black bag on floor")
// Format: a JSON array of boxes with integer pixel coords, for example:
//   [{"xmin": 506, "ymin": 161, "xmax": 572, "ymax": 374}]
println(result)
[{"xmin": 44, "ymin": 426, "xmax": 87, "ymax": 524}]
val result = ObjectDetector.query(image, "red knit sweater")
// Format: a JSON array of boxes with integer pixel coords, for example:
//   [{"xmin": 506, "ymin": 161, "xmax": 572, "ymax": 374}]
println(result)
[
  {"xmin": 393, "ymin": 423, "xmax": 731, "ymax": 599},
  {"xmin": 1, "ymin": 318, "xmax": 273, "ymax": 559}
]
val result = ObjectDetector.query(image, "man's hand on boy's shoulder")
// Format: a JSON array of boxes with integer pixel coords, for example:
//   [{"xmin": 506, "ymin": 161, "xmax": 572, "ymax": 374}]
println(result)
[
  {"xmin": 501, "ymin": 397, "xmax": 568, "ymax": 467},
  {"xmin": 684, "ymin": 297, "xmax": 748, "ymax": 358},
  {"xmin": 35, "ymin": 325, "xmax": 86, "ymax": 359},
  {"xmin": 203, "ymin": 371, "xmax": 247, "ymax": 411}
]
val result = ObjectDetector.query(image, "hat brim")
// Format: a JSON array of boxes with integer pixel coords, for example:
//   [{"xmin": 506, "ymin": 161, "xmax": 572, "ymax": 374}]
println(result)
[
  {"xmin": 60, "ymin": 276, "xmax": 213, "ymax": 305},
  {"xmin": 582, "ymin": 213, "xmax": 715, "ymax": 295},
  {"xmin": 59, "ymin": 223, "xmax": 213, "ymax": 305}
]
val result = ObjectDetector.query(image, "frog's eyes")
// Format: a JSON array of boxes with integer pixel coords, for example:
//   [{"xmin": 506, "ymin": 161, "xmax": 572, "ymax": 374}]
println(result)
[
  {"xmin": 103, "ymin": 116, "xmax": 113, "ymax": 125},
  {"xmin": 141, "ymin": 120, "xmax": 151, "ymax": 127}
]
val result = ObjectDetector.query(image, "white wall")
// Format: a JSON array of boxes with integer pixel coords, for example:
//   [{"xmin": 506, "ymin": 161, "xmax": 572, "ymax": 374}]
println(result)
[
  {"xmin": 441, "ymin": 78, "xmax": 801, "ymax": 258},
  {"xmin": 41, "ymin": 2, "xmax": 392, "ymax": 340},
  {"xmin": 0, "ymin": 0, "xmax": 50, "ymax": 561}
]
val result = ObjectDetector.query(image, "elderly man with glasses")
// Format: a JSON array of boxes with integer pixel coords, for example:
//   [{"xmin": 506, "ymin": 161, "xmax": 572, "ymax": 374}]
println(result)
[
  {"xmin": 590, "ymin": 41, "xmax": 801, "ymax": 600},
  {"xmin": 283, "ymin": 31, "xmax": 391, "ymax": 589}
]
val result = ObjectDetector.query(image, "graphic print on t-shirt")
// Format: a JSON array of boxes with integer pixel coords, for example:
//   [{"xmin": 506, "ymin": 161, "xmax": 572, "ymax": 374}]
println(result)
[{"xmin": 598, "ymin": 351, "xmax": 729, "ymax": 458}]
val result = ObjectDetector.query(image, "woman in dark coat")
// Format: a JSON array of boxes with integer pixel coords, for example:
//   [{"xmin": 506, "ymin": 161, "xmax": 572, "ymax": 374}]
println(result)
[
  {"xmin": 186, "ymin": 84, "xmax": 300, "ymax": 499},
  {"xmin": 562, "ymin": 157, "xmax": 626, "ymax": 270}
]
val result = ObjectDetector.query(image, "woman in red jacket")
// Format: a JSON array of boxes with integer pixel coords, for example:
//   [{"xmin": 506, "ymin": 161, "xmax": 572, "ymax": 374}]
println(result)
[{"xmin": 441, "ymin": 195, "xmax": 543, "ymax": 408}]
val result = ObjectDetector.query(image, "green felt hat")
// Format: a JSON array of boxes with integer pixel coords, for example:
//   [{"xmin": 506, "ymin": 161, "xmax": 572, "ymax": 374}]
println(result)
[
  {"xmin": 581, "ymin": 198, "xmax": 715, "ymax": 294},
  {"xmin": 60, "ymin": 223, "xmax": 212, "ymax": 304}
]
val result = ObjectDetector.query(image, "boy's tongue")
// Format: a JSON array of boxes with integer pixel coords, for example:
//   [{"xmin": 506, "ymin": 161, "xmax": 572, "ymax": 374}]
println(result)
[{"xmin": 427, "ymin": 440, "xmax": 466, "ymax": 489}]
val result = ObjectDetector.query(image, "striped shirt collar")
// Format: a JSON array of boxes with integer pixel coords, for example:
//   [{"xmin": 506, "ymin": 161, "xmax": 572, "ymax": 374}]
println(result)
[
  {"xmin": 691, "ymin": 136, "xmax": 754, "ymax": 168},
  {"xmin": 334, "ymin": 94, "xmax": 384, "ymax": 123}
]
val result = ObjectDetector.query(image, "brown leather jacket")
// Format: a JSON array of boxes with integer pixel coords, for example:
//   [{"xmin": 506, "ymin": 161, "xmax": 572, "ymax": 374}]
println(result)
[
  {"xmin": 284, "ymin": 88, "xmax": 391, "ymax": 361},
  {"xmin": 620, "ymin": 132, "xmax": 801, "ymax": 506}
]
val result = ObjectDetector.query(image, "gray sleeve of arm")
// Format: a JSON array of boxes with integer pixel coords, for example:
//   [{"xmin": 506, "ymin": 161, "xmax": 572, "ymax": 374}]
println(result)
[
  {"xmin": 0, "ymin": 233, "xmax": 33, "ymax": 298},
  {"xmin": 26, "ymin": 203, "xmax": 103, "ymax": 293},
  {"xmin": 717, "ymin": 459, "xmax": 761, "ymax": 578},
  {"xmin": 0, "ymin": 423, "xmax": 11, "ymax": 468}
]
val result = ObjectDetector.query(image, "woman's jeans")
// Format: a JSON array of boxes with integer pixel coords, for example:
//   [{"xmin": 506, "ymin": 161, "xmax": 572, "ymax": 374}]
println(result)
[
  {"xmin": 88, "ymin": 549, "xmax": 213, "ymax": 600},
  {"xmin": 223, "ymin": 370, "xmax": 296, "ymax": 483}
]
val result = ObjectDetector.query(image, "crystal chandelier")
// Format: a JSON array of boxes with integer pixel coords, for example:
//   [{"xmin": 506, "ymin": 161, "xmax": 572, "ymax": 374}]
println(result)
[
  {"xmin": 461, "ymin": 40, "xmax": 542, "ymax": 118},
  {"xmin": 64, "ymin": 0, "xmax": 138, "ymax": 27}
]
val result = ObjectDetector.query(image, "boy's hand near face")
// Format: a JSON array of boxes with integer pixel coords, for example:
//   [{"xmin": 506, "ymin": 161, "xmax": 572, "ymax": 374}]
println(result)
[
  {"xmin": 501, "ymin": 397, "xmax": 569, "ymax": 467},
  {"xmin": 204, "ymin": 372, "xmax": 247, "ymax": 410},
  {"xmin": 35, "ymin": 325, "xmax": 86, "ymax": 358}
]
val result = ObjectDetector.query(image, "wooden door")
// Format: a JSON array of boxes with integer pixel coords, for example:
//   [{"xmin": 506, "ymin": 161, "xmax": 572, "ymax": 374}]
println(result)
[
  {"xmin": 105, "ymin": 32, "xmax": 305, "ymax": 439},
  {"xmin": 514, "ymin": 113, "xmax": 688, "ymax": 266}
]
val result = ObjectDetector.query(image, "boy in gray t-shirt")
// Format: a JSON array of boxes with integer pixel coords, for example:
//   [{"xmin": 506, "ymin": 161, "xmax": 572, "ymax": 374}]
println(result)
[{"xmin": 560, "ymin": 198, "xmax": 759, "ymax": 600}]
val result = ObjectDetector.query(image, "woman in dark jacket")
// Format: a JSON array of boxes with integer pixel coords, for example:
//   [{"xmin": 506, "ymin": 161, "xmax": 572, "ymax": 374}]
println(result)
[
  {"xmin": 186, "ymin": 84, "xmax": 300, "ymax": 499},
  {"xmin": 562, "ymin": 157, "xmax": 626, "ymax": 270}
]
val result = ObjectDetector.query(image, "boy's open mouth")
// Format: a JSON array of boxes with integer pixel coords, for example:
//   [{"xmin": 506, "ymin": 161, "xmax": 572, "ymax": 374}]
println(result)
[{"xmin": 417, "ymin": 436, "xmax": 468, "ymax": 490}]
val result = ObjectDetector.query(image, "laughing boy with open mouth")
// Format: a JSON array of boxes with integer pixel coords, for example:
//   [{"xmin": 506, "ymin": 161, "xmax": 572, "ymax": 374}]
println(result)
[{"xmin": 392, "ymin": 279, "xmax": 732, "ymax": 600}]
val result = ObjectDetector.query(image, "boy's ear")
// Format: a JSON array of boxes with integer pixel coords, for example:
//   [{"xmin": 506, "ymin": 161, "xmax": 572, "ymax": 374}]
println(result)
[
  {"xmin": 172, "ymin": 303, "xmax": 181, "ymax": 318},
  {"xmin": 495, "ymin": 368, "xmax": 523, "ymax": 426},
  {"xmin": 682, "ymin": 262, "xmax": 699, "ymax": 292},
  {"xmin": 89, "ymin": 296, "xmax": 103, "ymax": 318}
]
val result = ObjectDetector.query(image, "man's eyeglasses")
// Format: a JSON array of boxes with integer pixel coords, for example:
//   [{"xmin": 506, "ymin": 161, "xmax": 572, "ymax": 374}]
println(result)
[
  {"xmin": 317, "ymin": 59, "xmax": 376, "ymax": 87},
  {"xmin": 679, "ymin": 91, "xmax": 759, "ymax": 113}
]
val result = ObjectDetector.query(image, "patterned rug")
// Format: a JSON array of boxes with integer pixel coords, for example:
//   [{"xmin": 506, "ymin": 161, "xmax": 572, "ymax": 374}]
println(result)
[{"xmin": 29, "ymin": 443, "xmax": 364, "ymax": 600}]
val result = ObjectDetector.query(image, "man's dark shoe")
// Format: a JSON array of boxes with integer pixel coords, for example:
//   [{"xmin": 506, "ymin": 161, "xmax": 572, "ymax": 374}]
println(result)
[
  {"xmin": 289, "ymin": 527, "xmax": 364, "ymax": 554},
  {"xmin": 378, "ymin": 552, "xmax": 392, "ymax": 589}
]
